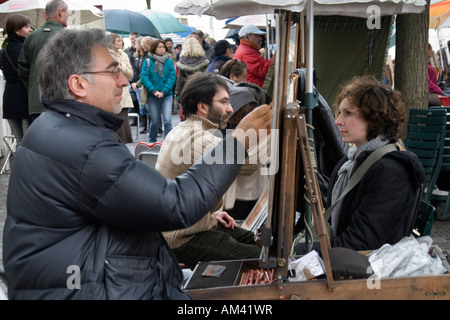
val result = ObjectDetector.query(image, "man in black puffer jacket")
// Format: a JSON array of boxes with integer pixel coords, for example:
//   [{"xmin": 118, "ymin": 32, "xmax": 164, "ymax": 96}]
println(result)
[{"xmin": 2, "ymin": 28, "xmax": 272, "ymax": 300}]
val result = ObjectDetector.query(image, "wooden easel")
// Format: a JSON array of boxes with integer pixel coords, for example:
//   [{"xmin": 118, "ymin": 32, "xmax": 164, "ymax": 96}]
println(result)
[{"xmin": 184, "ymin": 10, "xmax": 450, "ymax": 300}]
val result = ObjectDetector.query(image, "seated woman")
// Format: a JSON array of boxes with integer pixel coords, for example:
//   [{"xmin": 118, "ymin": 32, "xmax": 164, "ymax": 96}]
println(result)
[
  {"xmin": 327, "ymin": 75, "xmax": 425, "ymax": 251},
  {"xmin": 428, "ymin": 43, "xmax": 444, "ymax": 106}
]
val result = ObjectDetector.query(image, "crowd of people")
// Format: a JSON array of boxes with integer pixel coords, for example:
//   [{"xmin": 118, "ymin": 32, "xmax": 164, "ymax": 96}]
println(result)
[
  {"xmin": 0, "ymin": 0, "xmax": 276, "ymax": 147},
  {"xmin": 106, "ymin": 21, "xmax": 275, "ymax": 144},
  {"xmin": 0, "ymin": 0, "xmax": 429, "ymax": 301}
]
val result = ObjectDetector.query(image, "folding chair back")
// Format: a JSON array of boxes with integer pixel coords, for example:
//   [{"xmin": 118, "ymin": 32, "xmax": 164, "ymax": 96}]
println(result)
[
  {"xmin": 135, "ymin": 142, "xmax": 162, "ymax": 168},
  {"xmin": 414, "ymin": 200, "xmax": 437, "ymax": 237},
  {"xmin": 429, "ymin": 106, "xmax": 450, "ymax": 220},
  {"xmin": 405, "ymin": 108, "xmax": 447, "ymax": 203}
]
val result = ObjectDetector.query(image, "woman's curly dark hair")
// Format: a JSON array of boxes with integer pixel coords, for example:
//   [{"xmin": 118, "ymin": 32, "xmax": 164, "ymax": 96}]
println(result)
[{"xmin": 335, "ymin": 75, "xmax": 405, "ymax": 142}]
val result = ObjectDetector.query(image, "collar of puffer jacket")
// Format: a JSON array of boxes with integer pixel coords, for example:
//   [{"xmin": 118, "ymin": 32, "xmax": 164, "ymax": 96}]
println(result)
[{"xmin": 42, "ymin": 97, "xmax": 123, "ymax": 132}]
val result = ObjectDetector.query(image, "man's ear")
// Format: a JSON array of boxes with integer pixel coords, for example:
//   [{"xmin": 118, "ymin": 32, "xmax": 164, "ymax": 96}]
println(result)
[
  {"xmin": 67, "ymin": 74, "xmax": 88, "ymax": 98},
  {"xmin": 58, "ymin": 8, "xmax": 65, "ymax": 19},
  {"xmin": 196, "ymin": 102, "xmax": 209, "ymax": 117}
]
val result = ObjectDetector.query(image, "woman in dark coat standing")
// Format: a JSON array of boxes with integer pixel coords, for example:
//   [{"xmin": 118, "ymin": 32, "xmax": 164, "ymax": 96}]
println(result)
[{"xmin": 1, "ymin": 14, "xmax": 32, "ymax": 145}]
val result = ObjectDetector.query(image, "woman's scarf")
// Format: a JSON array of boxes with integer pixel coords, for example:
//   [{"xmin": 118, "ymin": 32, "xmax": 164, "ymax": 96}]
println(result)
[
  {"xmin": 178, "ymin": 55, "xmax": 207, "ymax": 67},
  {"xmin": 330, "ymin": 135, "xmax": 389, "ymax": 235},
  {"xmin": 151, "ymin": 52, "xmax": 169, "ymax": 77}
]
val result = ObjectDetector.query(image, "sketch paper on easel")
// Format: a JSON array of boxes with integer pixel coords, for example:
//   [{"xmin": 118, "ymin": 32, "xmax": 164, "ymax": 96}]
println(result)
[{"xmin": 241, "ymin": 187, "xmax": 269, "ymax": 232}]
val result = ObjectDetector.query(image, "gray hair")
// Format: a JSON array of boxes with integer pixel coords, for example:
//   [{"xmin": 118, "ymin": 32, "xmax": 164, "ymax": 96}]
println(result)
[
  {"xmin": 37, "ymin": 28, "xmax": 110, "ymax": 100},
  {"xmin": 45, "ymin": 0, "xmax": 67, "ymax": 20}
]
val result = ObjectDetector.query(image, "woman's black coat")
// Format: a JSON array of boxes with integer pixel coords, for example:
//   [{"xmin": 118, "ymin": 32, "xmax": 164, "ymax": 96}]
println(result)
[
  {"xmin": 327, "ymin": 149, "xmax": 425, "ymax": 251},
  {"xmin": 1, "ymin": 34, "xmax": 29, "ymax": 119}
]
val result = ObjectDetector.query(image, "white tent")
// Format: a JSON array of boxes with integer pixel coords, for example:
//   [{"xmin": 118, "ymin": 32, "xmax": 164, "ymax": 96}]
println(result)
[
  {"xmin": 0, "ymin": 0, "xmax": 103, "ymax": 28},
  {"xmin": 224, "ymin": 14, "xmax": 276, "ymax": 29},
  {"xmin": 175, "ymin": 0, "xmax": 426, "ymax": 20}
]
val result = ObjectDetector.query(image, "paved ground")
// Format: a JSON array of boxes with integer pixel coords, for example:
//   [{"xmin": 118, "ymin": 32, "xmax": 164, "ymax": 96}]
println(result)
[{"xmin": 0, "ymin": 113, "xmax": 450, "ymax": 298}]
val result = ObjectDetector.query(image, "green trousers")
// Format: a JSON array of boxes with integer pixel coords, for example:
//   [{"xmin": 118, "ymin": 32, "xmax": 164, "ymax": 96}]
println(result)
[{"xmin": 172, "ymin": 225, "xmax": 261, "ymax": 267}]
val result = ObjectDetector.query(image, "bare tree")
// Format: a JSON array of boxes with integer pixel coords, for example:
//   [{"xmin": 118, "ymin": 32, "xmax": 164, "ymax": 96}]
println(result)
[{"xmin": 394, "ymin": 4, "xmax": 429, "ymax": 139}]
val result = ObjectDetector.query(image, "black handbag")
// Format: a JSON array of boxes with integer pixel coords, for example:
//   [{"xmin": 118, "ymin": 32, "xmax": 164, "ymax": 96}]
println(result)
[{"xmin": 413, "ymin": 201, "xmax": 436, "ymax": 237}]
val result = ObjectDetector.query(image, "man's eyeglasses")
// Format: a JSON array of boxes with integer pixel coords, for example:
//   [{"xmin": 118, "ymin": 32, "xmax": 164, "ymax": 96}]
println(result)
[
  {"xmin": 212, "ymin": 98, "xmax": 231, "ymax": 105},
  {"xmin": 80, "ymin": 67, "xmax": 123, "ymax": 79}
]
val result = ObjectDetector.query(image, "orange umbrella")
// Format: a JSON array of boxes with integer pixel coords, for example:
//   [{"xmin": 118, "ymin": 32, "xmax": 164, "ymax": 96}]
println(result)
[{"xmin": 430, "ymin": 0, "xmax": 450, "ymax": 29}]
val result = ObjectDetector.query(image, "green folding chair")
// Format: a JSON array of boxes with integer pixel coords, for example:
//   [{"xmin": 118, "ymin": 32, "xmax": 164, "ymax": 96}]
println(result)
[
  {"xmin": 405, "ymin": 108, "xmax": 447, "ymax": 235},
  {"xmin": 413, "ymin": 200, "xmax": 437, "ymax": 237},
  {"xmin": 430, "ymin": 106, "xmax": 450, "ymax": 220}
]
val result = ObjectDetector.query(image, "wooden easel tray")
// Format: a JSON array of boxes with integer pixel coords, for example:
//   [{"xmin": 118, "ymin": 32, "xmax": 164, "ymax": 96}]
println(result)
[{"xmin": 185, "ymin": 246, "xmax": 450, "ymax": 300}]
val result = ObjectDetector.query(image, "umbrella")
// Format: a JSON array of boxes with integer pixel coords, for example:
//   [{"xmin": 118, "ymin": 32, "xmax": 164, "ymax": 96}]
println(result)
[
  {"xmin": 160, "ymin": 24, "xmax": 196, "ymax": 44},
  {"xmin": 175, "ymin": 0, "xmax": 304, "ymax": 19},
  {"xmin": 225, "ymin": 28, "xmax": 239, "ymax": 41},
  {"xmin": 428, "ymin": 0, "xmax": 450, "ymax": 72},
  {"xmin": 0, "ymin": 0, "xmax": 103, "ymax": 28},
  {"xmin": 140, "ymin": 9, "xmax": 186, "ymax": 34},
  {"xmin": 225, "ymin": 17, "xmax": 237, "ymax": 24},
  {"xmin": 430, "ymin": 0, "xmax": 450, "ymax": 29},
  {"xmin": 175, "ymin": 24, "xmax": 196, "ymax": 38},
  {"xmin": 103, "ymin": 9, "xmax": 161, "ymax": 38},
  {"xmin": 224, "ymin": 14, "xmax": 276, "ymax": 29}
]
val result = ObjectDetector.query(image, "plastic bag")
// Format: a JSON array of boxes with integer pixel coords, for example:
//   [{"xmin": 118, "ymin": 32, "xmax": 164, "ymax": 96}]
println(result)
[
  {"xmin": 288, "ymin": 250, "xmax": 325, "ymax": 281},
  {"xmin": 368, "ymin": 236, "xmax": 447, "ymax": 279}
]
